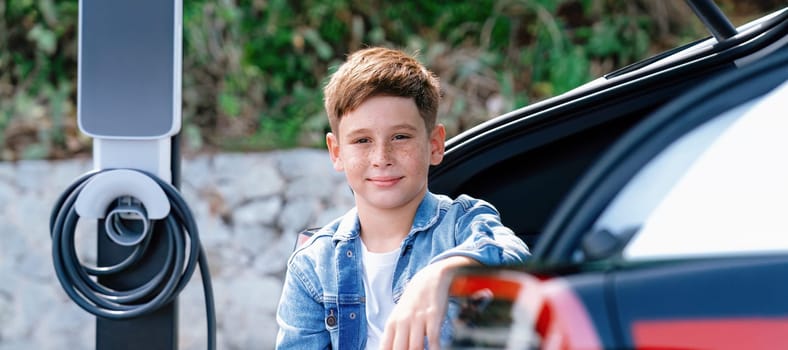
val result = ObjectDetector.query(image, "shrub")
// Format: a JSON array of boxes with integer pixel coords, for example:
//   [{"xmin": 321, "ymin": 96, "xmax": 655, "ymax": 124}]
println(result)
[{"xmin": 1, "ymin": 0, "xmax": 779, "ymax": 160}]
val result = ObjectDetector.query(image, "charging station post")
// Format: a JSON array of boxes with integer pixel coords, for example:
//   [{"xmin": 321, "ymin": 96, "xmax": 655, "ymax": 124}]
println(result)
[
  {"xmin": 50, "ymin": 2, "xmax": 214, "ymax": 348},
  {"xmin": 80, "ymin": 0, "xmax": 180, "ymax": 348}
]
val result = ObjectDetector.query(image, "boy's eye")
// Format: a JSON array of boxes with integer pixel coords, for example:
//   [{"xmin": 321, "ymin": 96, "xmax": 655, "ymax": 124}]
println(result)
[
  {"xmin": 393, "ymin": 134, "xmax": 411, "ymax": 140},
  {"xmin": 353, "ymin": 137, "xmax": 371, "ymax": 144}
]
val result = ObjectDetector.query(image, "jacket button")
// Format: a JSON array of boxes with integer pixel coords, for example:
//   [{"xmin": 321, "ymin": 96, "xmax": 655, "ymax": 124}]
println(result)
[
  {"xmin": 326, "ymin": 309, "xmax": 337, "ymax": 327},
  {"xmin": 326, "ymin": 315, "xmax": 337, "ymax": 327},
  {"xmin": 346, "ymin": 250, "xmax": 353, "ymax": 258},
  {"xmin": 349, "ymin": 312, "xmax": 356, "ymax": 320}
]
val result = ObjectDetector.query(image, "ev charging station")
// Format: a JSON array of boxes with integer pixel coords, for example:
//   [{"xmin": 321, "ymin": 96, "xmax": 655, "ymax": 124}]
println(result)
[{"xmin": 49, "ymin": 0, "xmax": 216, "ymax": 349}]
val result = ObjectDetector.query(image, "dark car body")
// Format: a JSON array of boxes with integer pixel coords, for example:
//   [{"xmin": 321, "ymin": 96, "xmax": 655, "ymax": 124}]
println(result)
[{"xmin": 430, "ymin": 4, "xmax": 788, "ymax": 349}]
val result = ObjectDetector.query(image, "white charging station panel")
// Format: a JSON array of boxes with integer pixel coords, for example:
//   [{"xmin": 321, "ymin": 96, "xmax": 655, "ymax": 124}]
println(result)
[{"xmin": 78, "ymin": 0, "xmax": 181, "ymax": 139}]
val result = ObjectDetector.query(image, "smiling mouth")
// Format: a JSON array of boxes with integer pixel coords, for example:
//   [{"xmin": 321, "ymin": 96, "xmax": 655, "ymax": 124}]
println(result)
[{"xmin": 368, "ymin": 176, "xmax": 403, "ymax": 187}]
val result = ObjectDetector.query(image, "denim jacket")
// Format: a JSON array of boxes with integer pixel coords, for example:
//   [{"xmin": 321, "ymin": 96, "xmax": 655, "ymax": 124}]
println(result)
[{"xmin": 275, "ymin": 192, "xmax": 530, "ymax": 349}]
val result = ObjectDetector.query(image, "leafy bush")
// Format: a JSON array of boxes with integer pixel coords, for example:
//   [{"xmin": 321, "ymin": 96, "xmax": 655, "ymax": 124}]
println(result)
[{"xmin": 1, "ymin": 0, "xmax": 780, "ymax": 160}]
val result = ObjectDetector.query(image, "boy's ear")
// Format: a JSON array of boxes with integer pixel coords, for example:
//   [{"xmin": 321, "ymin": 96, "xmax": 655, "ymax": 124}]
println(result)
[
  {"xmin": 326, "ymin": 132, "xmax": 344, "ymax": 171},
  {"xmin": 429, "ymin": 124, "xmax": 446, "ymax": 166}
]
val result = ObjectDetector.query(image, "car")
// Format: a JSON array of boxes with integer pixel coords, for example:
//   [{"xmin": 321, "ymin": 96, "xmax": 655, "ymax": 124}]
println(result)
[{"xmin": 429, "ymin": 3, "xmax": 788, "ymax": 349}]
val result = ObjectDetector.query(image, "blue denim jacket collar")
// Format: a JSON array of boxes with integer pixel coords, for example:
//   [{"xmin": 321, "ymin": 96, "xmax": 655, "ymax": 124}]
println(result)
[
  {"xmin": 331, "ymin": 207, "xmax": 360, "ymax": 243},
  {"xmin": 331, "ymin": 191, "xmax": 441, "ymax": 244}
]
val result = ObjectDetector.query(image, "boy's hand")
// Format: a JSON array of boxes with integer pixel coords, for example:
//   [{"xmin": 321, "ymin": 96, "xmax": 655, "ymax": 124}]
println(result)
[{"xmin": 380, "ymin": 256, "xmax": 479, "ymax": 350}]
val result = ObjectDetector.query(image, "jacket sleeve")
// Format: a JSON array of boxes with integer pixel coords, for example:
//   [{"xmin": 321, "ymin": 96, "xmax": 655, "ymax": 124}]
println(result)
[
  {"xmin": 431, "ymin": 196, "xmax": 530, "ymax": 266},
  {"xmin": 275, "ymin": 258, "xmax": 331, "ymax": 349}
]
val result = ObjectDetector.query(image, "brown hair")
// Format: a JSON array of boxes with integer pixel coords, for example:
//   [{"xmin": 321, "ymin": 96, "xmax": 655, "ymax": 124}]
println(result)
[{"xmin": 323, "ymin": 47, "xmax": 441, "ymax": 134}]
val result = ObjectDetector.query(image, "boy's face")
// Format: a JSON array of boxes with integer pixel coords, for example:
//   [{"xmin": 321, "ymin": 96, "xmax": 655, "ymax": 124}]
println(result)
[{"xmin": 326, "ymin": 95, "xmax": 445, "ymax": 212}]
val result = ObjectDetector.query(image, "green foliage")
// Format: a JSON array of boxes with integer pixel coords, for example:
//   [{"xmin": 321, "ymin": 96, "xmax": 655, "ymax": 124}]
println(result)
[
  {"xmin": 2, "ymin": 0, "xmax": 779, "ymax": 160},
  {"xmin": 1, "ymin": 0, "xmax": 81, "ymax": 160}
]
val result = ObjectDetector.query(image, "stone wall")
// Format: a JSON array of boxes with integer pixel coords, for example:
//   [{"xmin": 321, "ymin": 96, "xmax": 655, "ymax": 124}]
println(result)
[{"xmin": 0, "ymin": 149, "xmax": 354, "ymax": 349}]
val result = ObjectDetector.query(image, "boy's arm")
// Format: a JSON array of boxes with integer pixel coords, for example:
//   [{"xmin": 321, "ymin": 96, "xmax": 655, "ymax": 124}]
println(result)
[
  {"xmin": 434, "ymin": 198, "xmax": 530, "ymax": 266},
  {"xmin": 381, "ymin": 255, "xmax": 477, "ymax": 350},
  {"xmin": 275, "ymin": 262, "xmax": 330, "ymax": 349},
  {"xmin": 382, "ymin": 198, "xmax": 529, "ymax": 349}
]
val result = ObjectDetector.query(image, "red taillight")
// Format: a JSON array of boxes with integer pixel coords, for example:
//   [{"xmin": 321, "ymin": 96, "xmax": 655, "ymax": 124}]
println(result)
[
  {"xmin": 450, "ymin": 273, "xmax": 523, "ymax": 301},
  {"xmin": 448, "ymin": 270, "xmax": 602, "ymax": 350},
  {"xmin": 534, "ymin": 302, "xmax": 554, "ymax": 340},
  {"xmin": 633, "ymin": 319, "xmax": 788, "ymax": 349},
  {"xmin": 530, "ymin": 279, "xmax": 602, "ymax": 350}
]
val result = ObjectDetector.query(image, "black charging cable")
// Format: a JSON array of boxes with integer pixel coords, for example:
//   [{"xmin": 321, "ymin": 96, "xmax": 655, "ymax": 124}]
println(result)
[{"xmin": 49, "ymin": 168, "xmax": 216, "ymax": 350}]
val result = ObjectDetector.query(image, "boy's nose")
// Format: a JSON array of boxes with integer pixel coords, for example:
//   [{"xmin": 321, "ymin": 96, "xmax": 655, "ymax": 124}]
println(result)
[{"xmin": 371, "ymin": 142, "xmax": 393, "ymax": 167}]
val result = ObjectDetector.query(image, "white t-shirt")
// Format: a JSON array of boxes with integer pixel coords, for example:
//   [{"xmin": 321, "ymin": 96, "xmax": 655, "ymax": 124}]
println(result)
[{"xmin": 360, "ymin": 241, "xmax": 399, "ymax": 350}]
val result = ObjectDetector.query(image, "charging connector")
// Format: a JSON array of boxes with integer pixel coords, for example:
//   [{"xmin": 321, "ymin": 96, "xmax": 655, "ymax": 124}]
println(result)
[{"xmin": 49, "ymin": 168, "xmax": 216, "ymax": 350}]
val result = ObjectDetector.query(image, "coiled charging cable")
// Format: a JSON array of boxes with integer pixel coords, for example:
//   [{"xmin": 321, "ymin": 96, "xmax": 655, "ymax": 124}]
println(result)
[{"xmin": 49, "ymin": 168, "xmax": 216, "ymax": 350}]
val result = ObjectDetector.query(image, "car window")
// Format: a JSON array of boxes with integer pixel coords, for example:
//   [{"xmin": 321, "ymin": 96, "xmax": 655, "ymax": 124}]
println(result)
[{"xmin": 587, "ymin": 80, "xmax": 788, "ymax": 261}]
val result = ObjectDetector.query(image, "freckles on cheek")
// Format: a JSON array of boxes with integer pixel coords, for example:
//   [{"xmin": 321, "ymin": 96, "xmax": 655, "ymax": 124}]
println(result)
[
  {"xmin": 347, "ymin": 161, "xmax": 364, "ymax": 173},
  {"xmin": 343, "ymin": 151, "xmax": 367, "ymax": 171},
  {"xmin": 403, "ymin": 145, "xmax": 429, "ymax": 162},
  {"xmin": 400, "ymin": 144, "xmax": 420, "ymax": 158}
]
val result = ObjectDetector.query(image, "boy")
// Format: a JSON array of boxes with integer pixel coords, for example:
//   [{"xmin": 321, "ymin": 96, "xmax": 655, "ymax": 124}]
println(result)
[{"xmin": 276, "ymin": 47, "xmax": 530, "ymax": 349}]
